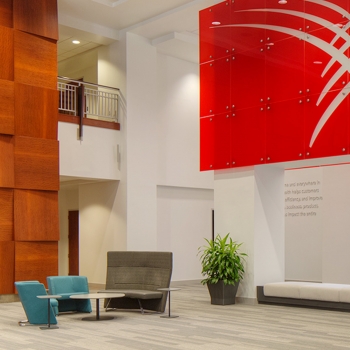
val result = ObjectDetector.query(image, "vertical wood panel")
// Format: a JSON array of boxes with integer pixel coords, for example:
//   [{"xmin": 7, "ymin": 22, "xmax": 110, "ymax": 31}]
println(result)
[
  {"xmin": 0, "ymin": 189, "xmax": 14, "ymax": 241},
  {"xmin": 15, "ymin": 241, "xmax": 58, "ymax": 285},
  {"xmin": 0, "ymin": 0, "xmax": 13, "ymax": 28},
  {"xmin": 0, "ymin": 135, "xmax": 14, "ymax": 188},
  {"xmin": 14, "ymin": 189, "xmax": 59, "ymax": 241},
  {"xmin": 0, "ymin": 80, "xmax": 14, "ymax": 135},
  {"xmin": 14, "ymin": 136, "xmax": 59, "ymax": 191},
  {"xmin": 14, "ymin": 31, "xmax": 57, "ymax": 90},
  {"xmin": 0, "ymin": 241, "xmax": 14, "ymax": 294},
  {"xmin": 14, "ymin": 0, "xmax": 58, "ymax": 40},
  {"xmin": 0, "ymin": 26, "xmax": 14, "ymax": 81},
  {"xmin": 15, "ymin": 83, "xmax": 57, "ymax": 139}
]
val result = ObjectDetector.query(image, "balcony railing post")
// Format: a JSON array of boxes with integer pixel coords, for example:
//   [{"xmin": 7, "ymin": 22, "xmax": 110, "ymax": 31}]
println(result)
[{"xmin": 78, "ymin": 84, "xmax": 85, "ymax": 140}]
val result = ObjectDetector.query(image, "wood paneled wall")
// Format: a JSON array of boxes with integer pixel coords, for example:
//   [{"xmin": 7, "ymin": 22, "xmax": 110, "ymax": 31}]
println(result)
[{"xmin": 0, "ymin": 0, "xmax": 58, "ymax": 293}]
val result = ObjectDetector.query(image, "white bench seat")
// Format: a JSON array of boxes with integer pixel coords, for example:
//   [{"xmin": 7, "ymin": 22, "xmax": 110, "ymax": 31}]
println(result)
[{"xmin": 257, "ymin": 282, "xmax": 350, "ymax": 311}]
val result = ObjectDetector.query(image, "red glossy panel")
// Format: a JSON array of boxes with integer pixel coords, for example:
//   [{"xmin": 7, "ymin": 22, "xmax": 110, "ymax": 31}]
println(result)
[
  {"xmin": 213, "ymin": 113, "xmax": 231, "ymax": 170},
  {"xmin": 265, "ymin": 0, "xmax": 304, "ymax": 30},
  {"xmin": 200, "ymin": 57, "xmax": 231, "ymax": 117},
  {"xmin": 265, "ymin": 36, "xmax": 304, "ymax": 103},
  {"xmin": 305, "ymin": 39, "xmax": 347, "ymax": 96},
  {"xmin": 231, "ymin": 49, "xmax": 265, "ymax": 110},
  {"xmin": 305, "ymin": 0, "xmax": 348, "ymax": 34},
  {"xmin": 266, "ymin": 98, "xmax": 305, "ymax": 163},
  {"xmin": 231, "ymin": 0, "xmax": 266, "ymax": 53},
  {"xmin": 200, "ymin": 0, "xmax": 231, "ymax": 63},
  {"xmin": 305, "ymin": 90, "xmax": 349, "ymax": 158},
  {"xmin": 200, "ymin": 116, "xmax": 214, "ymax": 171},
  {"xmin": 231, "ymin": 106, "xmax": 266, "ymax": 167}
]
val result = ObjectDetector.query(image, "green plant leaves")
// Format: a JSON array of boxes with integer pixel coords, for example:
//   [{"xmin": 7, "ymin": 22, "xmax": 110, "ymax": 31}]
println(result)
[{"xmin": 198, "ymin": 233, "xmax": 247, "ymax": 286}]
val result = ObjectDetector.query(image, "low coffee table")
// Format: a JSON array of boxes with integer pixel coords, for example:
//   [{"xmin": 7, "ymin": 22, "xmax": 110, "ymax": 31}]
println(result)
[{"xmin": 70, "ymin": 293, "xmax": 124, "ymax": 321}]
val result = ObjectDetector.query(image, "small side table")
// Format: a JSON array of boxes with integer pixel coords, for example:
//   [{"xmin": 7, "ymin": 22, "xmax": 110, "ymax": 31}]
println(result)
[
  {"xmin": 157, "ymin": 288, "xmax": 181, "ymax": 318},
  {"xmin": 37, "ymin": 295, "xmax": 61, "ymax": 330}
]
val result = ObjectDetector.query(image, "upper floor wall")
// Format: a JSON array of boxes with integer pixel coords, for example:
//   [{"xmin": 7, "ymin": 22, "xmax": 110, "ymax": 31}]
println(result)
[{"xmin": 58, "ymin": 121, "xmax": 121, "ymax": 181}]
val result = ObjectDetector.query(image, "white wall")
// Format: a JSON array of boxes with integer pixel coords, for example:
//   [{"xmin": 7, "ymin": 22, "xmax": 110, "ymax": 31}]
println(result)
[
  {"xmin": 157, "ymin": 186, "xmax": 213, "ymax": 281},
  {"xmin": 156, "ymin": 54, "xmax": 213, "ymax": 189},
  {"xmin": 214, "ymin": 169, "xmax": 255, "ymax": 298},
  {"xmin": 126, "ymin": 33, "xmax": 159, "ymax": 250},
  {"xmin": 254, "ymin": 165, "xmax": 285, "ymax": 286},
  {"xmin": 126, "ymin": 33, "xmax": 214, "ymax": 255},
  {"xmin": 214, "ymin": 166, "xmax": 284, "ymax": 300},
  {"xmin": 285, "ymin": 164, "xmax": 350, "ymax": 284},
  {"xmin": 58, "ymin": 33, "xmax": 214, "ymax": 283},
  {"xmin": 79, "ymin": 181, "xmax": 124, "ymax": 284},
  {"xmin": 285, "ymin": 167, "xmax": 323, "ymax": 282},
  {"xmin": 58, "ymin": 122, "xmax": 121, "ymax": 181}
]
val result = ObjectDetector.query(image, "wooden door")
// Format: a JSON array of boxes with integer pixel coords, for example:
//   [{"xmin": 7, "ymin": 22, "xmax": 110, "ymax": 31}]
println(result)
[{"xmin": 68, "ymin": 210, "xmax": 79, "ymax": 275}]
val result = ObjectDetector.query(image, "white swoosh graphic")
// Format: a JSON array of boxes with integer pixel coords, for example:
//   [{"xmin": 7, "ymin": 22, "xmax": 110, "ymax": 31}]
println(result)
[{"xmin": 215, "ymin": 17, "xmax": 350, "ymax": 147}]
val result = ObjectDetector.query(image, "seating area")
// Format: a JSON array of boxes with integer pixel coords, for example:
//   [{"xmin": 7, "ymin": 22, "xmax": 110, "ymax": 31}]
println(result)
[
  {"xmin": 257, "ymin": 281, "xmax": 350, "ymax": 311},
  {"xmin": 47, "ymin": 276, "xmax": 92, "ymax": 313},
  {"xmin": 102, "ymin": 251, "xmax": 173, "ymax": 313},
  {"xmin": 5, "ymin": 280, "xmax": 350, "ymax": 349}
]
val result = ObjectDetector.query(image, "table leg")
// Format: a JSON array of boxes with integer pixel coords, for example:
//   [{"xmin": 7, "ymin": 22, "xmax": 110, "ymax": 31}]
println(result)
[
  {"xmin": 40, "ymin": 298, "xmax": 59, "ymax": 330},
  {"xmin": 48, "ymin": 299, "xmax": 51, "ymax": 327},
  {"xmin": 96, "ymin": 299, "xmax": 100, "ymax": 320},
  {"xmin": 161, "ymin": 291, "xmax": 179, "ymax": 318},
  {"xmin": 81, "ymin": 298, "xmax": 114, "ymax": 321}
]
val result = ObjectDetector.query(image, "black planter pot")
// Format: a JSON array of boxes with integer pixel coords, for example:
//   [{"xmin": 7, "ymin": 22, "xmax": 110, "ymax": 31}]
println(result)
[{"xmin": 207, "ymin": 280, "xmax": 239, "ymax": 305}]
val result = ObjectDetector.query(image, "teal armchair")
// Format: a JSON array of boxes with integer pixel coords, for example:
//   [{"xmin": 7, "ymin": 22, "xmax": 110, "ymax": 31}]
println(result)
[
  {"xmin": 47, "ymin": 276, "xmax": 92, "ymax": 313},
  {"xmin": 15, "ymin": 281, "xmax": 58, "ymax": 326}
]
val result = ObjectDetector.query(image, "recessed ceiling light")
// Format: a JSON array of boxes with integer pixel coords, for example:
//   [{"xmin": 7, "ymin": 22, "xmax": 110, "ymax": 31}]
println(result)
[
  {"xmin": 278, "ymin": 0, "xmax": 287, "ymax": 4},
  {"xmin": 72, "ymin": 40, "xmax": 80, "ymax": 44},
  {"xmin": 212, "ymin": 21, "xmax": 221, "ymax": 25}
]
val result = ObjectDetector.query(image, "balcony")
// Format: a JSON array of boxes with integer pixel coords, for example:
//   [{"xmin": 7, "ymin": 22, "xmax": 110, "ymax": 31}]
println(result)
[{"xmin": 58, "ymin": 77, "xmax": 120, "ymax": 133}]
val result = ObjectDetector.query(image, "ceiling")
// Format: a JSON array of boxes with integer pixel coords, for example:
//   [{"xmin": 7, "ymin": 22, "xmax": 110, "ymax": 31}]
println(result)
[{"xmin": 57, "ymin": 0, "xmax": 222, "ymax": 63}]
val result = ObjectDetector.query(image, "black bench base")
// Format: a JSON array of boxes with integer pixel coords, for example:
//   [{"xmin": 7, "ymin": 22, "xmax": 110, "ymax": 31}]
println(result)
[{"xmin": 257, "ymin": 286, "xmax": 350, "ymax": 312}]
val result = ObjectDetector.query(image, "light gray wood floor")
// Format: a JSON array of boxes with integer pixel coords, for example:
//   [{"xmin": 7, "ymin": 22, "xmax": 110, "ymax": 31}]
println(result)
[{"xmin": 1, "ymin": 280, "xmax": 350, "ymax": 349}]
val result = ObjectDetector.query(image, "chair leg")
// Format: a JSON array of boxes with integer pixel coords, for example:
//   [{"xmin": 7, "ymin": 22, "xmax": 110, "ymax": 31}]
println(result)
[
  {"xmin": 137, "ymin": 299, "xmax": 145, "ymax": 314},
  {"xmin": 18, "ymin": 319, "xmax": 29, "ymax": 326},
  {"xmin": 105, "ymin": 298, "xmax": 111, "ymax": 312}
]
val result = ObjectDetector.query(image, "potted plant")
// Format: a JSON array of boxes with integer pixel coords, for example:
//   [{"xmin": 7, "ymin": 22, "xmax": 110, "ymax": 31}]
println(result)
[{"xmin": 198, "ymin": 233, "xmax": 247, "ymax": 305}]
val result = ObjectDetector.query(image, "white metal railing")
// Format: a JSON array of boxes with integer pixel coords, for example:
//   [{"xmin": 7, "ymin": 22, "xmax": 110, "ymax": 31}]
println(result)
[
  {"xmin": 57, "ymin": 77, "xmax": 119, "ymax": 123},
  {"xmin": 85, "ymin": 87, "xmax": 118, "ymax": 122},
  {"xmin": 58, "ymin": 81, "xmax": 77, "ymax": 115}
]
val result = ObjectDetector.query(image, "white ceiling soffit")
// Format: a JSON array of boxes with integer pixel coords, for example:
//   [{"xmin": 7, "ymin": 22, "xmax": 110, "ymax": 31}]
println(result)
[
  {"xmin": 57, "ymin": 0, "xmax": 222, "ymax": 62},
  {"xmin": 152, "ymin": 31, "xmax": 199, "ymax": 63}
]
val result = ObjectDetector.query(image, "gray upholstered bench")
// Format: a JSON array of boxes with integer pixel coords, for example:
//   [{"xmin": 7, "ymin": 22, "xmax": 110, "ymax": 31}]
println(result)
[
  {"xmin": 257, "ymin": 282, "xmax": 350, "ymax": 311},
  {"xmin": 101, "ymin": 251, "xmax": 173, "ymax": 314}
]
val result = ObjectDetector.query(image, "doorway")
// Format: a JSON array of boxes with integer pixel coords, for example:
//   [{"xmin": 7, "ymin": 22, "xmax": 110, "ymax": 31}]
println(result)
[{"xmin": 68, "ymin": 210, "xmax": 79, "ymax": 275}]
